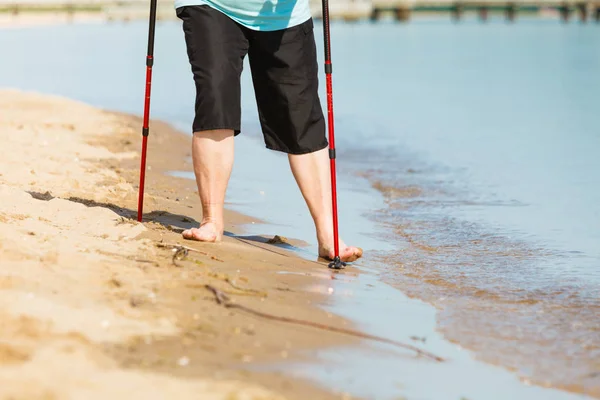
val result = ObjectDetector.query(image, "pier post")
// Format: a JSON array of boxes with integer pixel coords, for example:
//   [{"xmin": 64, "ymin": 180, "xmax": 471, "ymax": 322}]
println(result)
[
  {"xmin": 452, "ymin": 2, "xmax": 464, "ymax": 21},
  {"xmin": 370, "ymin": 8, "xmax": 380, "ymax": 21},
  {"xmin": 395, "ymin": 7, "xmax": 411, "ymax": 21},
  {"xmin": 560, "ymin": 3, "xmax": 571, "ymax": 21},
  {"xmin": 67, "ymin": 2, "xmax": 74, "ymax": 23},
  {"xmin": 577, "ymin": 2, "xmax": 588, "ymax": 21},
  {"xmin": 479, "ymin": 5, "xmax": 489, "ymax": 21},
  {"xmin": 506, "ymin": 2, "xmax": 517, "ymax": 21}
]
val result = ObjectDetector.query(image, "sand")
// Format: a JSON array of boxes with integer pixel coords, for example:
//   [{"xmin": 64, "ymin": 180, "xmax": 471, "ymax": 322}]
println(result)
[{"xmin": 0, "ymin": 89, "xmax": 357, "ymax": 400}]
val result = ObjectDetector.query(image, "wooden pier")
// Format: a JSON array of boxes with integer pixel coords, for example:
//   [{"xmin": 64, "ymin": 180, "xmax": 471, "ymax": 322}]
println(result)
[
  {"xmin": 362, "ymin": 0, "xmax": 600, "ymax": 22},
  {"xmin": 308, "ymin": 0, "xmax": 600, "ymax": 22},
  {"xmin": 0, "ymin": 0, "xmax": 175, "ymax": 21},
  {"xmin": 1, "ymin": 0, "xmax": 600, "ymax": 23}
]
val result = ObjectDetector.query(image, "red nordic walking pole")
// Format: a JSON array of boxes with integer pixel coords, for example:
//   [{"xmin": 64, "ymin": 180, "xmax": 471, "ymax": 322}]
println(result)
[
  {"xmin": 137, "ymin": 0, "xmax": 158, "ymax": 222},
  {"xmin": 321, "ymin": 0, "xmax": 345, "ymax": 269}
]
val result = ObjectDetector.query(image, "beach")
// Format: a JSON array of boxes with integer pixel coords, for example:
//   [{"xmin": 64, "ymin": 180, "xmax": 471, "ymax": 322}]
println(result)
[
  {"xmin": 1, "ymin": 15, "xmax": 599, "ymax": 400},
  {"xmin": 0, "ymin": 89, "xmax": 360, "ymax": 400}
]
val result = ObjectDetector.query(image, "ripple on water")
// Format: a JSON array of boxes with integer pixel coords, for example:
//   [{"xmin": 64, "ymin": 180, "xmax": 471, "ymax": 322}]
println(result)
[{"xmin": 362, "ymin": 171, "xmax": 600, "ymax": 398}]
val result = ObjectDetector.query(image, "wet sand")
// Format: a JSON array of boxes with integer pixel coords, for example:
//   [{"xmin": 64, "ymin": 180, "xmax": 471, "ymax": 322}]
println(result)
[{"xmin": 0, "ymin": 89, "xmax": 360, "ymax": 399}]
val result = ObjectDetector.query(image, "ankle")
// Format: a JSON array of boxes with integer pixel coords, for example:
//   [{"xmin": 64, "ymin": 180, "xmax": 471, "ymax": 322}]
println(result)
[
  {"xmin": 201, "ymin": 217, "xmax": 223, "ymax": 231},
  {"xmin": 201, "ymin": 216, "xmax": 220, "ymax": 224},
  {"xmin": 201, "ymin": 204, "xmax": 223, "ymax": 225},
  {"xmin": 315, "ymin": 220, "xmax": 334, "ymax": 242},
  {"xmin": 317, "ymin": 232, "xmax": 334, "ymax": 247}
]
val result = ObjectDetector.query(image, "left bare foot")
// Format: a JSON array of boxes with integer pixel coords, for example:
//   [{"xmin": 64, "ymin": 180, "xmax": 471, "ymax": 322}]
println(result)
[{"xmin": 182, "ymin": 220, "xmax": 222, "ymax": 242}]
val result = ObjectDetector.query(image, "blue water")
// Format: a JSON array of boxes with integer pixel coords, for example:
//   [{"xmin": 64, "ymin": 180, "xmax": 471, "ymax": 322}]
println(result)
[
  {"xmin": 1, "ymin": 18, "xmax": 598, "ymax": 398},
  {"xmin": 320, "ymin": 20, "xmax": 600, "ymax": 395},
  {"xmin": 322, "ymin": 20, "xmax": 600, "ymax": 396},
  {"xmin": 330, "ymin": 20, "xmax": 600, "ymax": 268}
]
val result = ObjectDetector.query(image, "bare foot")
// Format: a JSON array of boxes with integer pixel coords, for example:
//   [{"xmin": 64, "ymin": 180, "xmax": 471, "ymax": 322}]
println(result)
[
  {"xmin": 319, "ymin": 240, "xmax": 363, "ymax": 263},
  {"xmin": 182, "ymin": 221, "xmax": 222, "ymax": 242}
]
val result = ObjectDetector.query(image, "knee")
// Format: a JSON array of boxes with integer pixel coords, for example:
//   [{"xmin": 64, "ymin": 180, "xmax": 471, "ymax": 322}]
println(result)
[{"xmin": 193, "ymin": 129, "xmax": 235, "ymax": 141}]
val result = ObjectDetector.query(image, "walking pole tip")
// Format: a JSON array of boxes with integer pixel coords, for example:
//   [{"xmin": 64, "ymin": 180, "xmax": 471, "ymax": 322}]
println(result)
[{"xmin": 328, "ymin": 256, "xmax": 346, "ymax": 270}]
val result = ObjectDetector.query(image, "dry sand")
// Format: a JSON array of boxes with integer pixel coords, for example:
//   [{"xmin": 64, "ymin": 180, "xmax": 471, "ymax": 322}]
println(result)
[{"xmin": 0, "ymin": 89, "xmax": 358, "ymax": 400}]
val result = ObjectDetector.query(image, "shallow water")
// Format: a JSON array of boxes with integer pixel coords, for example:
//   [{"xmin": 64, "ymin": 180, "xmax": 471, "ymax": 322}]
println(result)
[
  {"xmin": 324, "ymin": 20, "xmax": 600, "ymax": 396},
  {"xmin": 1, "ymin": 18, "xmax": 598, "ymax": 399}
]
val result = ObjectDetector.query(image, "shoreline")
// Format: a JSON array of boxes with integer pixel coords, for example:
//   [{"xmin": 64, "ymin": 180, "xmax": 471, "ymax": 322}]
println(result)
[
  {"xmin": 0, "ymin": 89, "xmax": 362, "ymax": 399},
  {"xmin": 1, "ymin": 87, "xmax": 593, "ymax": 400},
  {"xmin": 2, "ymin": 18, "xmax": 596, "ymax": 397}
]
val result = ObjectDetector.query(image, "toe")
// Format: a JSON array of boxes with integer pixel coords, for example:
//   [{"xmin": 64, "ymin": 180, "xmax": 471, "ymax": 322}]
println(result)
[
  {"xmin": 340, "ymin": 246, "xmax": 363, "ymax": 263},
  {"xmin": 182, "ymin": 227, "xmax": 217, "ymax": 242}
]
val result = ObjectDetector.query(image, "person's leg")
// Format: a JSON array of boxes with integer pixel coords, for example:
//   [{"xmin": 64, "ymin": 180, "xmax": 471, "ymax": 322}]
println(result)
[
  {"xmin": 177, "ymin": 5, "xmax": 248, "ymax": 241},
  {"xmin": 182, "ymin": 129, "xmax": 234, "ymax": 241},
  {"xmin": 248, "ymin": 19, "xmax": 362, "ymax": 262},
  {"xmin": 288, "ymin": 149, "xmax": 362, "ymax": 262}
]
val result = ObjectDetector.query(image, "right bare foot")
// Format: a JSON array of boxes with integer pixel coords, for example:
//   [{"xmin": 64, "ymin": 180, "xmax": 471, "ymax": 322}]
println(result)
[
  {"xmin": 182, "ymin": 221, "xmax": 222, "ymax": 242},
  {"xmin": 318, "ymin": 240, "xmax": 363, "ymax": 263}
]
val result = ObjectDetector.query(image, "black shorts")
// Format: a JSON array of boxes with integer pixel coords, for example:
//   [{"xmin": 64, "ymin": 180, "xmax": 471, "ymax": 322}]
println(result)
[{"xmin": 176, "ymin": 5, "xmax": 328, "ymax": 155}]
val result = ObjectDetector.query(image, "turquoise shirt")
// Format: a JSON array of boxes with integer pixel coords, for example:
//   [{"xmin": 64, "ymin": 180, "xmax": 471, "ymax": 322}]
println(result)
[{"xmin": 174, "ymin": 0, "xmax": 312, "ymax": 31}]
